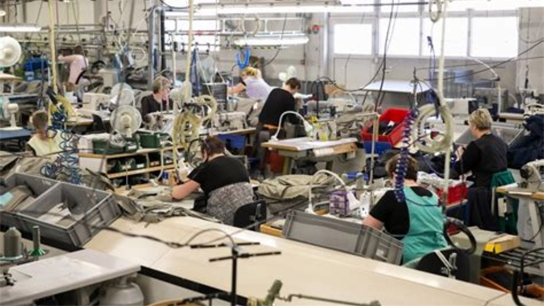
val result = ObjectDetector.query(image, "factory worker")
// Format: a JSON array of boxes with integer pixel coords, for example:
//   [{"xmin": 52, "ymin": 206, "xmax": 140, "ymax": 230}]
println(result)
[
  {"xmin": 228, "ymin": 67, "xmax": 272, "ymax": 101},
  {"xmin": 454, "ymin": 108, "xmax": 508, "ymax": 188},
  {"xmin": 172, "ymin": 136, "xmax": 254, "ymax": 225},
  {"xmin": 58, "ymin": 45, "xmax": 88, "ymax": 85},
  {"xmin": 26, "ymin": 110, "xmax": 64, "ymax": 157},
  {"xmin": 140, "ymin": 77, "xmax": 173, "ymax": 121},
  {"xmin": 363, "ymin": 154, "xmax": 447, "ymax": 264}
]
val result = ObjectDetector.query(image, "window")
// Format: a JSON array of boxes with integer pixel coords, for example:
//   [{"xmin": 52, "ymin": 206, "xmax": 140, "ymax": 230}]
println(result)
[
  {"xmin": 165, "ymin": 19, "xmax": 220, "ymax": 51},
  {"xmin": 471, "ymin": 17, "xmax": 518, "ymax": 58},
  {"xmin": 379, "ymin": 18, "xmax": 420, "ymax": 56},
  {"xmin": 334, "ymin": 24, "xmax": 373, "ymax": 55},
  {"xmin": 449, "ymin": 0, "xmax": 544, "ymax": 11},
  {"xmin": 422, "ymin": 18, "xmax": 468, "ymax": 57}
]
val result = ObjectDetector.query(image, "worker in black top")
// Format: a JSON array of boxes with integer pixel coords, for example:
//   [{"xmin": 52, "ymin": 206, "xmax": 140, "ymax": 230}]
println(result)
[
  {"xmin": 363, "ymin": 154, "xmax": 447, "ymax": 264},
  {"xmin": 258, "ymin": 77, "xmax": 301, "ymax": 128},
  {"xmin": 172, "ymin": 136, "xmax": 254, "ymax": 225},
  {"xmin": 454, "ymin": 108, "xmax": 508, "ymax": 188},
  {"xmin": 253, "ymin": 78, "xmax": 301, "ymax": 172},
  {"xmin": 140, "ymin": 76, "xmax": 173, "ymax": 122}
]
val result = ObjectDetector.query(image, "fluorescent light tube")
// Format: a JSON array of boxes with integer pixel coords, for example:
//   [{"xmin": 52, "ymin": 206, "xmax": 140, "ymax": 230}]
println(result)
[
  {"xmin": 234, "ymin": 35, "xmax": 309, "ymax": 46},
  {"xmin": 191, "ymin": 5, "xmax": 373, "ymax": 16},
  {"xmin": 0, "ymin": 24, "xmax": 42, "ymax": 33}
]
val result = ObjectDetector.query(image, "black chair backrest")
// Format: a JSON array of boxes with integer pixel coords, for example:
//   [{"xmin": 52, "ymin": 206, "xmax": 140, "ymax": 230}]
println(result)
[
  {"xmin": 416, "ymin": 249, "xmax": 471, "ymax": 282},
  {"xmin": 233, "ymin": 199, "xmax": 267, "ymax": 230},
  {"xmin": 91, "ymin": 114, "xmax": 107, "ymax": 133}
]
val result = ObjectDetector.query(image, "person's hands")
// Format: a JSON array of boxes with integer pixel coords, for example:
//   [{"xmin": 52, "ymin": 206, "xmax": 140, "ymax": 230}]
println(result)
[{"xmin": 455, "ymin": 145, "xmax": 466, "ymax": 160}]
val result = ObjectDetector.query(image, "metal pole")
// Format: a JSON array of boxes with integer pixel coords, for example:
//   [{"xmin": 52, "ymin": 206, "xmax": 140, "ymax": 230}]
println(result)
[
  {"xmin": 231, "ymin": 248, "xmax": 238, "ymax": 306},
  {"xmin": 47, "ymin": 0, "xmax": 58, "ymax": 92}
]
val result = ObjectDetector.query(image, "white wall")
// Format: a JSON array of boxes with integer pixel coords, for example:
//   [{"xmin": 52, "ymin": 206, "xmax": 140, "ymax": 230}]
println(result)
[{"xmin": 20, "ymin": 1, "xmax": 543, "ymax": 97}]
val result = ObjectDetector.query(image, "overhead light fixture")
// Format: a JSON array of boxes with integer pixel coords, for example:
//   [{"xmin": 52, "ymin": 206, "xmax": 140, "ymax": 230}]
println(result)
[
  {"xmin": 188, "ymin": 3, "xmax": 374, "ymax": 16},
  {"xmin": 234, "ymin": 35, "xmax": 309, "ymax": 47},
  {"xmin": 0, "ymin": 24, "xmax": 42, "ymax": 33}
]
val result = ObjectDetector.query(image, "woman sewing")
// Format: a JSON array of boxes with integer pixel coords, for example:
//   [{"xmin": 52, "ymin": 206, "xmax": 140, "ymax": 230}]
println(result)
[
  {"xmin": 455, "ymin": 108, "xmax": 508, "ymax": 188},
  {"xmin": 363, "ymin": 154, "xmax": 447, "ymax": 264},
  {"xmin": 228, "ymin": 67, "xmax": 271, "ymax": 100},
  {"xmin": 26, "ymin": 110, "xmax": 63, "ymax": 157},
  {"xmin": 171, "ymin": 136, "xmax": 254, "ymax": 225},
  {"xmin": 140, "ymin": 77, "xmax": 173, "ymax": 121}
]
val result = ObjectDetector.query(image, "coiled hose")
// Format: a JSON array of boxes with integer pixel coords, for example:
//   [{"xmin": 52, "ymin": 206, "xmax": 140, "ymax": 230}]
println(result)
[
  {"xmin": 394, "ymin": 108, "xmax": 419, "ymax": 203},
  {"xmin": 236, "ymin": 45, "xmax": 251, "ymax": 69}
]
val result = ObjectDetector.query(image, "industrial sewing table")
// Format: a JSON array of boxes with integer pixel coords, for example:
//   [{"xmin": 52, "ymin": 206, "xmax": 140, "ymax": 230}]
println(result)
[
  {"xmin": 496, "ymin": 184, "xmax": 544, "ymax": 276},
  {"xmin": 261, "ymin": 137, "xmax": 358, "ymax": 175},
  {"xmin": 82, "ymin": 215, "xmax": 541, "ymax": 306}
]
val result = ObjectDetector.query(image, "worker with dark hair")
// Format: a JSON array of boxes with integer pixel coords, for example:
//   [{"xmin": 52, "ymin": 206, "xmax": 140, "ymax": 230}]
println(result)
[
  {"xmin": 363, "ymin": 154, "xmax": 447, "ymax": 264},
  {"xmin": 140, "ymin": 76, "xmax": 173, "ymax": 121},
  {"xmin": 253, "ymin": 78, "xmax": 302, "ymax": 172},
  {"xmin": 258, "ymin": 77, "xmax": 302, "ymax": 128},
  {"xmin": 172, "ymin": 136, "xmax": 253, "ymax": 225},
  {"xmin": 58, "ymin": 45, "xmax": 88, "ymax": 85}
]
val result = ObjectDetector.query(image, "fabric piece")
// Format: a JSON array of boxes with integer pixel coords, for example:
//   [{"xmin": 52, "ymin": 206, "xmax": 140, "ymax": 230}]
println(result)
[
  {"xmin": 401, "ymin": 187, "xmax": 448, "ymax": 263},
  {"xmin": 188, "ymin": 156, "xmax": 250, "ymax": 195},
  {"xmin": 0, "ymin": 186, "xmax": 34, "ymax": 212},
  {"xmin": 507, "ymin": 115, "xmax": 544, "ymax": 169},
  {"xmin": 207, "ymin": 182, "xmax": 255, "ymax": 225},
  {"xmin": 454, "ymin": 133, "xmax": 508, "ymax": 188}
]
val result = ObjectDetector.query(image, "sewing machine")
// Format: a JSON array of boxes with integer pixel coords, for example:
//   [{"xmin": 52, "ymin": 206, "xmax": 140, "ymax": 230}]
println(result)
[
  {"xmin": 520, "ymin": 159, "xmax": 544, "ymax": 192},
  {"xmin": 82, "ymin": 93, "xmax": 111, "ymax": 111}
]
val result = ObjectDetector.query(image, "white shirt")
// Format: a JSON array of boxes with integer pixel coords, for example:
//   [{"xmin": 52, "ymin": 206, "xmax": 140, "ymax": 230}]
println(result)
[
  {"xmin": 244, "ymin": 77, "xmax": 272, "ymax": 101},
  {"xmin": 27, "ymin": 133, "xmax": 63, "ymax": 158},
  {"xmin": 58, "ymin": 54, "xmax": 89, "ymax": 84}
]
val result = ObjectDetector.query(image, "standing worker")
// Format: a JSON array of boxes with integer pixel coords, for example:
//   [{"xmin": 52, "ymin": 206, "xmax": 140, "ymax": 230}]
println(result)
[
  {"xmin": 58, "ymin": 45, "xmax": 88, "ymax": 85},
  {"xmin": 228, "ymin": 67, "xmax": 272, "ymax": 101},
  {"xmin": 455, "ymin": 108, "xmax": 508, "ymax": 188}
]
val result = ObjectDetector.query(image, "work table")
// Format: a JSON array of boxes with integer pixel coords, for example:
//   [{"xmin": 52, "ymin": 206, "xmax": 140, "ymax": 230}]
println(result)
[{"xmin": 84, "ymin": 216, "xmax": 541, "ymax": 306}]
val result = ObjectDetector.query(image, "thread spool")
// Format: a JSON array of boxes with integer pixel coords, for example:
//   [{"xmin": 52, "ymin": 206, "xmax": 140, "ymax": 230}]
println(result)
[
  {"xmin": 4, "ymin": 227, "xmax": 22, "ymax": 259},
  {"xmin": 32, "ymin": 226, "xmax": 41, "ymax": 252}
]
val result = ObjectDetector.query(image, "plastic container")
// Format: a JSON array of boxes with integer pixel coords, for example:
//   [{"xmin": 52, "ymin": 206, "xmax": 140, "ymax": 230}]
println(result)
[
  {"xmin": 436, "ymin": 183, "xmax": 468, "ymax": 206},
  {"xmin": 364, "ymin": 141, "xmax": 392, "ymax": 155},
  {"xmin": 361, "ymin": 108, "xmax": 409, "ymax": 146},
  {"xmin": 7, "ymin": 183, "xmax": 121, "ymax": 247},
  {"xmin": 282, "ymin": 211, "xmax": 403, "ymax": 264},
  {"xmin": 0, "ymin": 174, "xmax": 59, "ymax": 229}
]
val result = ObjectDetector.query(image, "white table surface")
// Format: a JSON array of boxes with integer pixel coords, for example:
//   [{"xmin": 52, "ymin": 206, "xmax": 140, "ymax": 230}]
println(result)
[
  {"xmin": 0, "ymin": 249, "xmax": 140, "ymax": 306},
  {"xmin": 84, "ymin": 216, "xmax": 540, "ymax": 306}
]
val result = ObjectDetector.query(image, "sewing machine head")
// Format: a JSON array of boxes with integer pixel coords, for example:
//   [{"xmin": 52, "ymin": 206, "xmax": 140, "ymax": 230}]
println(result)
[{"xmin": 520, "ymin": 160, "xmax": 544, "ymax": 192}]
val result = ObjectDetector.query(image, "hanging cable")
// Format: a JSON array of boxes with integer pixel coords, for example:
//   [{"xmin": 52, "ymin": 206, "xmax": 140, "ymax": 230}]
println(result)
[{"xmin": 236, "ymin": 45, "xmax": 251, "ymax": 69}]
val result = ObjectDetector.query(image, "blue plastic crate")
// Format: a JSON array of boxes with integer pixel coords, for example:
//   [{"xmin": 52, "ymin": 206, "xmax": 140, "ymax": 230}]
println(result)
[
  {"xmin": 218, "ymin": 135, "xmax": 246, "ymax": 150},
  {"xmin": 364, "ymin": 141, "xmax": 392, "ymax": 155}
]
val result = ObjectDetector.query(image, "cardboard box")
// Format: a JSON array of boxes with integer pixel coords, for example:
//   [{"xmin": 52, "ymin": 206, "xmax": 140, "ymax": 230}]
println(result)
[{"xmin": 484, "ymin": 234, "xmax": 521, "ymax": 254}]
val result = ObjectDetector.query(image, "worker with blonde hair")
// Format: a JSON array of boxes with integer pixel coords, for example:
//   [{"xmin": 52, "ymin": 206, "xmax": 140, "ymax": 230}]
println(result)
[
  {"xmin": 455, "ymin": 108, "xmax": 508, "ymax": 188},
  {"xmin": 140, "ymin": 76, "xmax": 173, "ymax": 121},
  {"xmin": 228, "ymin": 67, "xmax": 271, "ymax": 100},
  {"xmin": 26, "ymin": 110, "xmax": 63, "ymax": 157}
]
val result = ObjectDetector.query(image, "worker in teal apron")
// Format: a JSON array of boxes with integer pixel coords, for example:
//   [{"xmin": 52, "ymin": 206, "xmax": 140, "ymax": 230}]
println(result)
[
  {"xmin": 401, "ymin": 187, "xmax": 448, "ymax": 263},
  {"xmin": 364, "ymin": 154, "xmax": 448, "ymax": 264}
]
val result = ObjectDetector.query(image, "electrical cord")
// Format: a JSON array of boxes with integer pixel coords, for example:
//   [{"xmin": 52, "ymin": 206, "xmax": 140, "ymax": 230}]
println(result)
[{"xmin": 261, "ymin": 14, "xmax": 289, "ymax": 69}]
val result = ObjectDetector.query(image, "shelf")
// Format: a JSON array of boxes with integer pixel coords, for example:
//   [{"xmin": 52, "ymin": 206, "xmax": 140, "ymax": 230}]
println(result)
[
  {"xmin": 482, "ymin": 248, "xmax": 544, "ymax": 272},
  {"xmin": 79, "ymin": 147, "xmax": 179, "ymax": 159},
  {"xmin": 108, "ymin": 165, "xmax": 175, "ymax": 179}
]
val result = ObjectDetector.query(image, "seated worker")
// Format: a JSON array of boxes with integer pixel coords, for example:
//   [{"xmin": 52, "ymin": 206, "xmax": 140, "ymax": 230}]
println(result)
[
  {"xmin": 171, "ymin": 136, "xmax": 254, "ymax": 225},
  {"xmin": 455, "ymin": 108, "xmax": 508, "ymax": 188},
  {"xmin": 228, "ymin": 67, "xmax": 271, "ymax": 101},
  {"xmin": 363, "ymin": 154, "xmax": 447, "ymax": 264},
  {"xmin": 58, "ymin": 45, "xmax": 88, "ymax": 85},
  {"xmin": 26, "ymin": 110, "xmax": 63, "ymax": 157},
  {"xmin": 140, "ymin": 76, "xmax": 173, "ymax": 121}
]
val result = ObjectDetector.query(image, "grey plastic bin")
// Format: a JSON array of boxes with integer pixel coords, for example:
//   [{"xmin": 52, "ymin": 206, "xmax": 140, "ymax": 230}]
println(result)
[
  {"xmin": 282, "ymin": 211, "xmax": 403, "ymax": 265},
  {"xmin": 0, "ymin": 173, "xmax": 59, "ymax": 229},
  {"xmin": 9, "ymin": 182, "xmax": 121, "ymax": 247}
]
